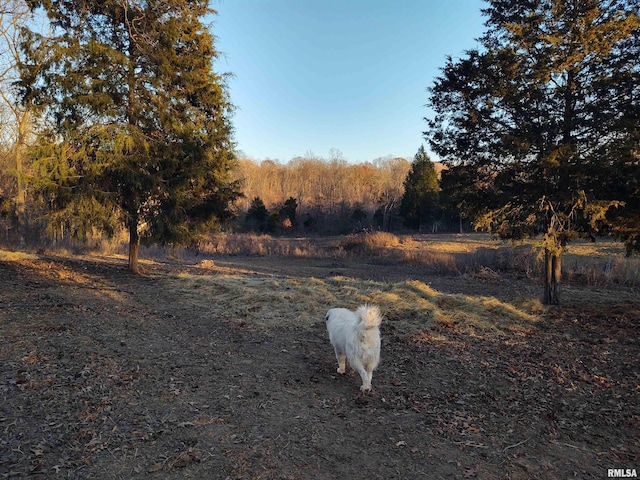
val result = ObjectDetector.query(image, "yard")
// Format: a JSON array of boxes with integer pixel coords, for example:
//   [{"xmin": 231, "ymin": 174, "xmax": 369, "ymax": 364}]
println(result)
[{"xmin": 1, "ymin": 235, "xmax": 638, "ymax": 479}]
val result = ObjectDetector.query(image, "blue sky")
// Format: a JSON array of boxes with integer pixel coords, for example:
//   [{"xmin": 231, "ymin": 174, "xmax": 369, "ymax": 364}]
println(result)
[{"xmin": 211, "ymin": 0, "xmax": 486, "ymax": 163}]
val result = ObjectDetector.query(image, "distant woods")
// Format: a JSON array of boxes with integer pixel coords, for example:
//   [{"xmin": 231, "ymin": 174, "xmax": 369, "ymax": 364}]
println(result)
[
  {"xmin": 236, "ymin": 154, "xmax": 410, "ymax": 234},
  {"xmin": 232, "ymin": 149, "xmax": 461, "ymax": 235}
]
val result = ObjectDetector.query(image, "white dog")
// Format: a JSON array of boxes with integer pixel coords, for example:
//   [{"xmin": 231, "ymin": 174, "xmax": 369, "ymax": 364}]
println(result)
[{"xmin": 325, "ymin": 304, "xmax": 382, "ymax": 392}]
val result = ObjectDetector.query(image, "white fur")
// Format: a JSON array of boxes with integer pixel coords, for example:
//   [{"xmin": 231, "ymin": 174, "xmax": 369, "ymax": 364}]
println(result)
[{"xmin": 325, "ymin": 304, "xmax": 382, "ymax": 392}]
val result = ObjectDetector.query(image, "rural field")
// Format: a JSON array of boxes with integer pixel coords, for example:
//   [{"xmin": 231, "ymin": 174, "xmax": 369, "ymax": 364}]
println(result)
[{"xmin": 1, "ymin": 233, "xmax": 638, "ymax": 479}]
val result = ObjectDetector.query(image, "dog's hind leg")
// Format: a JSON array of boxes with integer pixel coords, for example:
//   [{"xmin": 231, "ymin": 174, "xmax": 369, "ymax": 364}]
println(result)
[
  {"xmin": 354, "ymin": 364, "xmax": 372, "ymax": 391},
  {"xmin": 366, "ymin": 369, "xmax": 373, "ymax": 390},
  {"xmin": 334, "ymin": 350, "xmax": 347, "ymax": 374},
  {"xmin": 358, "ymin": 370, "xmax": 372, "ymax": 391}
]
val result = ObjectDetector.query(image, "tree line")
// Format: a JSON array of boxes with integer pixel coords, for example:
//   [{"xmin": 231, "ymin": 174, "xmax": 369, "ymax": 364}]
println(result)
[
  {"xmin": 1, "ymin": 0, "xmax": 639, "ymax": 304},
  {"xmin": 233, "ymin": 153, "xmax": 427, "ymax": 235},
  {"xmin": 230, "ymin": 146, "xmax": 460, "ymax": 236}
]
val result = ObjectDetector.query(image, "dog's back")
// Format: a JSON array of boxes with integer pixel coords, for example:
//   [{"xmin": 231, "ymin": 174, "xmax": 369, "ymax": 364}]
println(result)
[
  {"xmin": 325, "ymin": 308, "xmax": 356, "ymax": 350},
  {"xmin": 325, "ymin": 307, "xmax": 356, "ymax": 326},
  {"xmin": 325, "ymin": 305, "xmax": 381, "ymax": 329}
]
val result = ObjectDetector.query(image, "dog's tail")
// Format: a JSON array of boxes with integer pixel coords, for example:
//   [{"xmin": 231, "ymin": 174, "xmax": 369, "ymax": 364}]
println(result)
[{"xmin": 355, "ymin": 304, "xmax": 382, "ymax": 329}]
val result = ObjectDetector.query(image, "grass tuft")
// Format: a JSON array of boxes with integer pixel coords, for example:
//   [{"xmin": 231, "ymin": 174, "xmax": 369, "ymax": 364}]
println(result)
[{"xmin": 0, "ymin": 250, "xmax": 39, "ymax": 261}]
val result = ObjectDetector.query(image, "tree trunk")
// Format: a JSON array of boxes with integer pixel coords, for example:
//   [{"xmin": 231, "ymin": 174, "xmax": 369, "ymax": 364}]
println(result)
[
  {"xmin": 543, "ymin": 248, "xmax": 562, "ymax": 304},
  {"xmin": 14, "ymin": 110, "xmax": 30, "ymax": 245},
  {"xmin": 125, "ymin": 23, "xmax": 140, "ymax": 275},
  {"xmin": 128, "ymin": 216, "xmax": 140, "ymax": 273},
  {"xmin": 14, "ymin": 137, "xmax": 25, "ymax": 245}
]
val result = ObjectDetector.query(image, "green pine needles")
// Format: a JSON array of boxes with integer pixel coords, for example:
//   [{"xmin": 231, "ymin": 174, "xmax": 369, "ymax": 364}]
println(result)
[
  {"xmin": 426, "ymin": 0, "xmax": 640, "ymax": 303},
  {"xmin": 20, "ymin": 0, "xmax": 241, "ymax": 272}
]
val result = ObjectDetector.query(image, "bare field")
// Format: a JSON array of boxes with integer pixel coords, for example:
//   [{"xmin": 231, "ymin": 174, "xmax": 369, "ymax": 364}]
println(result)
[{"xmin": 1, "ymin": 238, "xmax": 638, "ymax": 479}]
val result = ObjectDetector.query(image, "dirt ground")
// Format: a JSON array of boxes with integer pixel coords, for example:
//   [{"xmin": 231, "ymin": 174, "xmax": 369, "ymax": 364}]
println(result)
[{"xmin": 1, "ymin": 253, "xmax": 638, "ymax": 479}]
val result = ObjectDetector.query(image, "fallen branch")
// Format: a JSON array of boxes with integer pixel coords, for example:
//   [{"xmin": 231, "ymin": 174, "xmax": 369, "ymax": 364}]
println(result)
[{"xmin": 503, "ymin": 437, "xmax": 531, "ymax": 453}]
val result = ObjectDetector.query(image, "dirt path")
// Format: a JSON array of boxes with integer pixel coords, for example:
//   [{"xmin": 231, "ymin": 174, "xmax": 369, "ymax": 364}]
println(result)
[{"xmin": 1, "ymin": 254, "xmax": 638, "ymax": 479}]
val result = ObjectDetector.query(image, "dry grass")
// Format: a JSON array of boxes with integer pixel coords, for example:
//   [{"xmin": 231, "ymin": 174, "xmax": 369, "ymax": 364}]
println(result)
[
  {"xmin": 563, "ymin": 239, "xmax": 640, "ymax": 287},
  {"xmin": 37, "ymin": 231, "xmax": 638, "ymax": 288},
  {"xmin": 348, "ymin": 231, "xmax": 401, "ymax": 250},
  {"xmin": 200, "ymin": 233, "xmax": 322, "ymax": 258},
  {"xmin": 172, "ymin": 265, "xmax": 541, "ymax": 336},
  {"xmin": 317, "ymin": 233, "xmax": 637, "ymax": 287},
  {"xmin": 0, "ymin": 250, "xmax": 39, "ymax": 261}
]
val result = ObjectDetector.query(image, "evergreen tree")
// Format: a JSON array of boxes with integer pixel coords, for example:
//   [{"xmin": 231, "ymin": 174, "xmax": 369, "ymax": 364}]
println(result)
[
  {"xmin": 246, "ymin": 197, "xmax": 268, "ymax": 232},
  {"xmin": 426, "ymin": 0, "xmax": 640, "ymax": 303},
  {"xmin": 280, "ymin": 197, "xmax": 298, "ymax": 228},
  {"xmin": 19, "ymin": 0, "xmax": 241, "ymax": 272},
  {"xmin": 399, "ymin": 145, "xmax": 439, "ymax": 230},
  {"xmin": 439, "ymin": 164, "xmax": 492, "ymax": 233}
]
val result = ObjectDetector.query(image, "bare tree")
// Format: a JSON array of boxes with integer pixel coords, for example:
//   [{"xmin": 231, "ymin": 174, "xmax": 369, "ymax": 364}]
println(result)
[
  {"xmin": 233, "ymin": 153, "xmax": 411, "ymax": 233},
  {"xmin": 0, "ymin": 0, "xmax": 32, "ymax": 243},
  {"xmin": 374, "ymin": 156, "xmax": 411, "ymax": 231}
]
